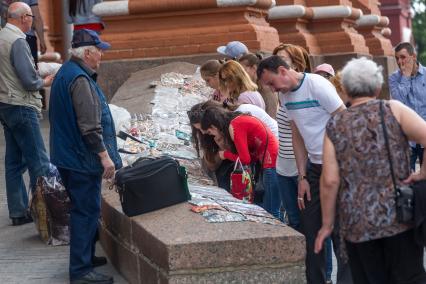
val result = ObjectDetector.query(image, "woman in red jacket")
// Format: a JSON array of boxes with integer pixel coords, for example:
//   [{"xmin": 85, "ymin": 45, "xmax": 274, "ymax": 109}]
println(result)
[{"xmin": 200, "ymin": 105, "xmax": 280, "ymax": 218}]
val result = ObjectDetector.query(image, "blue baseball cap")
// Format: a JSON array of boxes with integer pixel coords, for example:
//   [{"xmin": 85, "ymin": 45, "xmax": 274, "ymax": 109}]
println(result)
[
  {"xmin": 71, "ymin": 29, "xmax": 111, "ymax": 50},
  {"xmin": 217, "ymin": 41, "xmax": 248, "ymax": 59}
]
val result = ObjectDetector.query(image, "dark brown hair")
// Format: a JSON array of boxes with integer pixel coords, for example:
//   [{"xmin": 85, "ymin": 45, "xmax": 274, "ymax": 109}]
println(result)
[
  {"xmin": 200, "ymin": 60, "xmax": 222, "ymax": 78},
  {"xmin": 256, "ymin": 55, "xmax": 290, "ymax": 79},
  {"xmin": 394, "ymin": 42, "xmax": 416, "ymax": 55},
  {"xmin": 238, "ymin": 53, "xmax": 263, "ymax": 67},
  {"xmin": 200, "ymin": 105, "xmax": 244, "ymax": 150},
  {"xmin": 187, "ymin": 101, "xmax": 223, "ymax": 163}
]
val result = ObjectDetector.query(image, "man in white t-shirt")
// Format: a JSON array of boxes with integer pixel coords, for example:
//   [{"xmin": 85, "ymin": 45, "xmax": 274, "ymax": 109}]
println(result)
[{"xmin": 257, "ymin": 55, "xmax": 346, "ymax": 284}]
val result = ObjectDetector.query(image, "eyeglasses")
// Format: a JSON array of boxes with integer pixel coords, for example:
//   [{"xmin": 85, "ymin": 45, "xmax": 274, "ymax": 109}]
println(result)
[{"xmin": 25, "ymin": 14, "xmax": 35, "ymax": 19}]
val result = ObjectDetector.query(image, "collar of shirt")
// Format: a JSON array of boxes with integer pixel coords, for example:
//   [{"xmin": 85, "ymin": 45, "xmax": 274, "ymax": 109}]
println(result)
[
  {"xmin": 71, "ymin": 56, "xmax": 98, "ymax": 81},
  {"xmin": 5, "ymin": 22, "xmax": 25, "ymax": 37},
  {"xmin": 417, "ymin": 64, "xmax": 425, "ymax": 76}
]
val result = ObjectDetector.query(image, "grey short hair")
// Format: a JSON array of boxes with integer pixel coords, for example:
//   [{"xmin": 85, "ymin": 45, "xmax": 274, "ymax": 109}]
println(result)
[
  {"xmin": 69, "ymin": 46, "xmax": 97, "ymax": 60},
  {"xmin": 341, "ymin": 57, "xmax": 383, "ymax": 98},
  {"xmin": 8, "ymin": 3, "xmax": 29, "ymax": 18}
]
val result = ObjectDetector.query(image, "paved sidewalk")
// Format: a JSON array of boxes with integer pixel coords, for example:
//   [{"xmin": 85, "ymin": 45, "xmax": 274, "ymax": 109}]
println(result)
[{"xmin": 0, "ymin": 115, "xmax": 127, "ymax": 284}]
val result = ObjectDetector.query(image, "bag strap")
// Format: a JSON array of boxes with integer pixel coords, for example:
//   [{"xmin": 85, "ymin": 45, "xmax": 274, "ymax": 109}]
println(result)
[
  {"xmin": 259, "ymin": 120, "xmax": 268, "ymax": 168},
  {"xmin": 380, "ymin": 100, "xmax": 398, "ymax": 192},
  {"xmin": 233, "ymin": 157, "xmax": 244, "ymax": 171}
]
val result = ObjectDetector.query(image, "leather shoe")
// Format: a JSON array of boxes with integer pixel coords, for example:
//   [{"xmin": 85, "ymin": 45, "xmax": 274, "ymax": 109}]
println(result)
[
  {"xmin": 11, "ymin": 215, "xmax": 33, "ymax": 226},
  {"xmin": 92, "ymin": 256, "xmax": 107, "ymax": 268},
  {"xmin": 70, "ymin": 271, "xmax": 113, "ymax": 284}
]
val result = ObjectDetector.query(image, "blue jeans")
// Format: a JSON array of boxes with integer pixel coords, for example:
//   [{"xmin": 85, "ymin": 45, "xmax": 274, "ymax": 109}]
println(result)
[
  {"xmin": 262, "ymin": 168, "xmax": 281, "ymax": 219},
  {"xmin": 277, "ymin": 174, "xmax": 300, "ymax": 230},
  {"xmin": 410, "ymin": 145, "xmax": 424, "ymax": 172},
  {"xmin": 58, "ymin": 168, "xmax": 101, "ymax": 280},
  {"xmin": 0, "ymin": 103, "xmax": 49, "ymax": 218}
]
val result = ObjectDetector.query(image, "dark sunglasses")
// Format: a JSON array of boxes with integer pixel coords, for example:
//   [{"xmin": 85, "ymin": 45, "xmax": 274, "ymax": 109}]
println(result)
[{"xmin": 25, "ymin": 14, "xmax": 35, "ymax": 19}]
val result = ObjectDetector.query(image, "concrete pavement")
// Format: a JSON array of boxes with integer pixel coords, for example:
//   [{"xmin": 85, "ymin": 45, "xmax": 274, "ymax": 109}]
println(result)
[{"xmin": 0, "ymin": 114, "xmax": 127, "ymax": 284}]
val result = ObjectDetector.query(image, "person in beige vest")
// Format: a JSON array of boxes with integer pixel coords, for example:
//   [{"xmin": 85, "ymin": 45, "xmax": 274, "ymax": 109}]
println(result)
[{"xmin": 0, "ymin": 2, "xmax": 53, "ymax": 226}]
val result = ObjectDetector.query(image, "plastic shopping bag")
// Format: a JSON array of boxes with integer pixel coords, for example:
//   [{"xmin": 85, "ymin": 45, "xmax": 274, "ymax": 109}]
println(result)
[
  {"xmin": 30, "ymin": 164, "xmax": 70, "ymax": 246},
  {"xmin": 230, "ymin": 158, "xmax": 254, "ymax": 203}
]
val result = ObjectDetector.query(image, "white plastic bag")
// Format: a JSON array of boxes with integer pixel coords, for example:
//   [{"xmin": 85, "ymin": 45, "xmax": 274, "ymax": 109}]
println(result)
[
  {"xmin": 109, "ymin": 104, "xmax": 131, "ymax": 134},
  {"xmin": 37, "ymin": 62, "xmax": 62, "ymax": 78}
]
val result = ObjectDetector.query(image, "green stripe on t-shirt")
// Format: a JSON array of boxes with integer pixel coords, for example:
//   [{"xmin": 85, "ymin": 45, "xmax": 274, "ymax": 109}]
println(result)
[{"xmin": 285, "ymin": 100, "xmax": 320, "ymax": 110}]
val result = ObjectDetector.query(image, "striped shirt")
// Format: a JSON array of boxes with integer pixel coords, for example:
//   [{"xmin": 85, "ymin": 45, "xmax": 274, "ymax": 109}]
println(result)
[
  {"xmin": 276, "ymin": 106, "xmax": 297, "ymax": 176},
  {"xmin": 276, "ymin": 106, "xmax": 294, "ymax": 159}
]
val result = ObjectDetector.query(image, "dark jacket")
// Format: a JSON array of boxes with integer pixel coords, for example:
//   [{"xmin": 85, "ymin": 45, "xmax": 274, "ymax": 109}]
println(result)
[{"xmin": 49, "ymin": 59, "xmax": 122, "ymax": 174}]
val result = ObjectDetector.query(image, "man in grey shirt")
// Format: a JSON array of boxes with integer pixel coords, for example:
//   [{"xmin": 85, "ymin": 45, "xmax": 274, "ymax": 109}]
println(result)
[{"xmin": 0, "ymin": 2, "xmax": 53, "ymax": 226}]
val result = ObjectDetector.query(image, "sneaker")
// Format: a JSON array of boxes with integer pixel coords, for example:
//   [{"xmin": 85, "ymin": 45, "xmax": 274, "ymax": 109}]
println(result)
[
  {"xmin": 92, "ymin": 256, "xmax": 107, "ymax": 268},
  {"xmin": 70, "ymin": 271, "xmax": 113, "ymax": 284},
  {"xmin": 11, "ymin": 215, "xmax": 33, "ymax": 226}
]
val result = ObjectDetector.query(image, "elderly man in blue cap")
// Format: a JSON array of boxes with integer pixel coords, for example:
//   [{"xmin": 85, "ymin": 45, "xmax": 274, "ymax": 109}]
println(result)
[{"xmin": 49, "ymin": 29, "xmax": 122, "ymax": 284}]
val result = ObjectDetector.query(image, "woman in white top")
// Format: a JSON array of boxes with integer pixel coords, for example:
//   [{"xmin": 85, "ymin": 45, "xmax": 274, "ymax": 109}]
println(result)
[{"xmin": 224, "ymin": 102, "xmax": 278, "ymax": 138}]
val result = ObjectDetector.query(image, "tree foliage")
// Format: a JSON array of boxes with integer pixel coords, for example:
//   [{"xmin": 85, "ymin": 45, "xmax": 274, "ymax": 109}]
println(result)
[{"xmin": 412, "ymin": 0, "xmax": 426, "ymax": 64}]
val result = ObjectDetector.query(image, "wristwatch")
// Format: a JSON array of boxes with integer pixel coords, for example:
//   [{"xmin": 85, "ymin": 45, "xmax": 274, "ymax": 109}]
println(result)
[{"xmin": 298, "ymin": 175, "xmax": 307, "ymax": 182}]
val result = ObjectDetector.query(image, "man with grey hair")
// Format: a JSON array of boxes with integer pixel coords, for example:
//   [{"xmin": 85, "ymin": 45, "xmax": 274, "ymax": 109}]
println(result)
[
  {"xmin": 0, "ymin": 1, "xmax": 53, "ymax": 226},
  {"xmin": 257, "ymin": 55, "xmax": 350, "ymax": 284},
  {"xmin": 50, "ymin": 29, "xmax": 122, "ymax": 284},
  {"xmin": 389, "ymin": 42, "xmax": 426, "ymax": 172}
]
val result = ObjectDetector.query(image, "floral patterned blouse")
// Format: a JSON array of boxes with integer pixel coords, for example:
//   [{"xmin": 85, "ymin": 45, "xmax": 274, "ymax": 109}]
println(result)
[{"xmin": 326, "ymin": 100, "xmax": 412, "ymax": 243}]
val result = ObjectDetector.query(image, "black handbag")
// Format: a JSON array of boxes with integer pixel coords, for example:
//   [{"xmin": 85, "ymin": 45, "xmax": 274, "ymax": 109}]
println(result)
[
  {"xmin": 114, "ymin": 155, "xmax": 191, "ymax": 217},
  {"xmin": 380, "ymin": 101, "xmax": 414, "ymax": 224}
]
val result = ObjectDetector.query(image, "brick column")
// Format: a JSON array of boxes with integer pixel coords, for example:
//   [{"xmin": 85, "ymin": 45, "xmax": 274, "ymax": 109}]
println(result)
[
  {"xmin": 356, "ymin": 15, "xmax": 393, "ymax": 56},
  {"xmin": 306, "ymin": 2, "xmax": 369, "ymax": 55},
  {"xmin": 351, "ymin": 0, "xmax": 393, "ymax": 56},
  {"xmin": 37, "ymin": 0, "xmax": 62, "ymax": 62},
  {"xmin": 93, "ymin": 0, "xmax": 279, "ymax": 60},
  {"xmin": 268, "ymin": 0, "xmax": 369, "ymax": 56},
  {"xmin": 380, "ymin": 0, "xmax": 412, "ymax": 46},
  {"xmin": 268, "ymin": 1, "xmax": 321, "ymax": 55},
  {"xmin": 42, "ymin": 0, "xmax": 66, "ymax": 59}
]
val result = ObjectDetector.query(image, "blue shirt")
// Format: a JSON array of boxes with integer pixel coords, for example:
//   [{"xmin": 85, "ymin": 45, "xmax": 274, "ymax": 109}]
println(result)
[
  {"xmin": 389, "ymin": 63, "xmax": 426, "ymax": 147},
  {"xmin": 389, "ymin": 64, "xmax": 426, "ymax": 120}
]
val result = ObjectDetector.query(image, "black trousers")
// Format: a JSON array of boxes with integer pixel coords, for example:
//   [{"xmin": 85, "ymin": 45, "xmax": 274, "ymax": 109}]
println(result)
[
  {"xmin": 301, "ymin": 162, "xmax": 326, "ymax": 283},
  {"xmin": 302, "ymin": 162, "xmax": 353, "ymax": 284},
  {"xmin": 346, "ymin": 229, "xmax": 426, "ymax": 284}
]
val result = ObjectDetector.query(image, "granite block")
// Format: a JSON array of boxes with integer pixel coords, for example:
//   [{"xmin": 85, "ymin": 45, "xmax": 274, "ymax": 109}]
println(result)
[{"xmin": 99, "ymin": 224, "xmax": 140, "ymax": 284}]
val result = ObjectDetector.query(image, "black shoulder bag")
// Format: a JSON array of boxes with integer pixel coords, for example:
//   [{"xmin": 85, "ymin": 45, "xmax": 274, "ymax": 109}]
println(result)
[{"xmin": 380, "ymin": 100, "xmax": 414, "ymax": 224}]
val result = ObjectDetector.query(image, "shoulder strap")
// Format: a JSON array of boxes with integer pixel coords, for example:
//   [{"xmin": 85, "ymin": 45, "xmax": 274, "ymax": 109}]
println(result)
[
  {"xmin": 261, "ymin": 123, "xmax": 268, "ymax": 167},
  {"xmin": 380, "ymin": 100, "xmax": 398, "ymax": 191}
]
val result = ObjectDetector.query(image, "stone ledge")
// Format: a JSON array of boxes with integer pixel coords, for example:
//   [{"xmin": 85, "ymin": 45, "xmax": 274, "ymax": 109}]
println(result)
[
  {"xmin": 99, "ymin": 186, "xmax": 306, "ymax": 283},
  {"xmin": 98, "ymin": 54, "xmax": 221, "ymax": 100}
]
